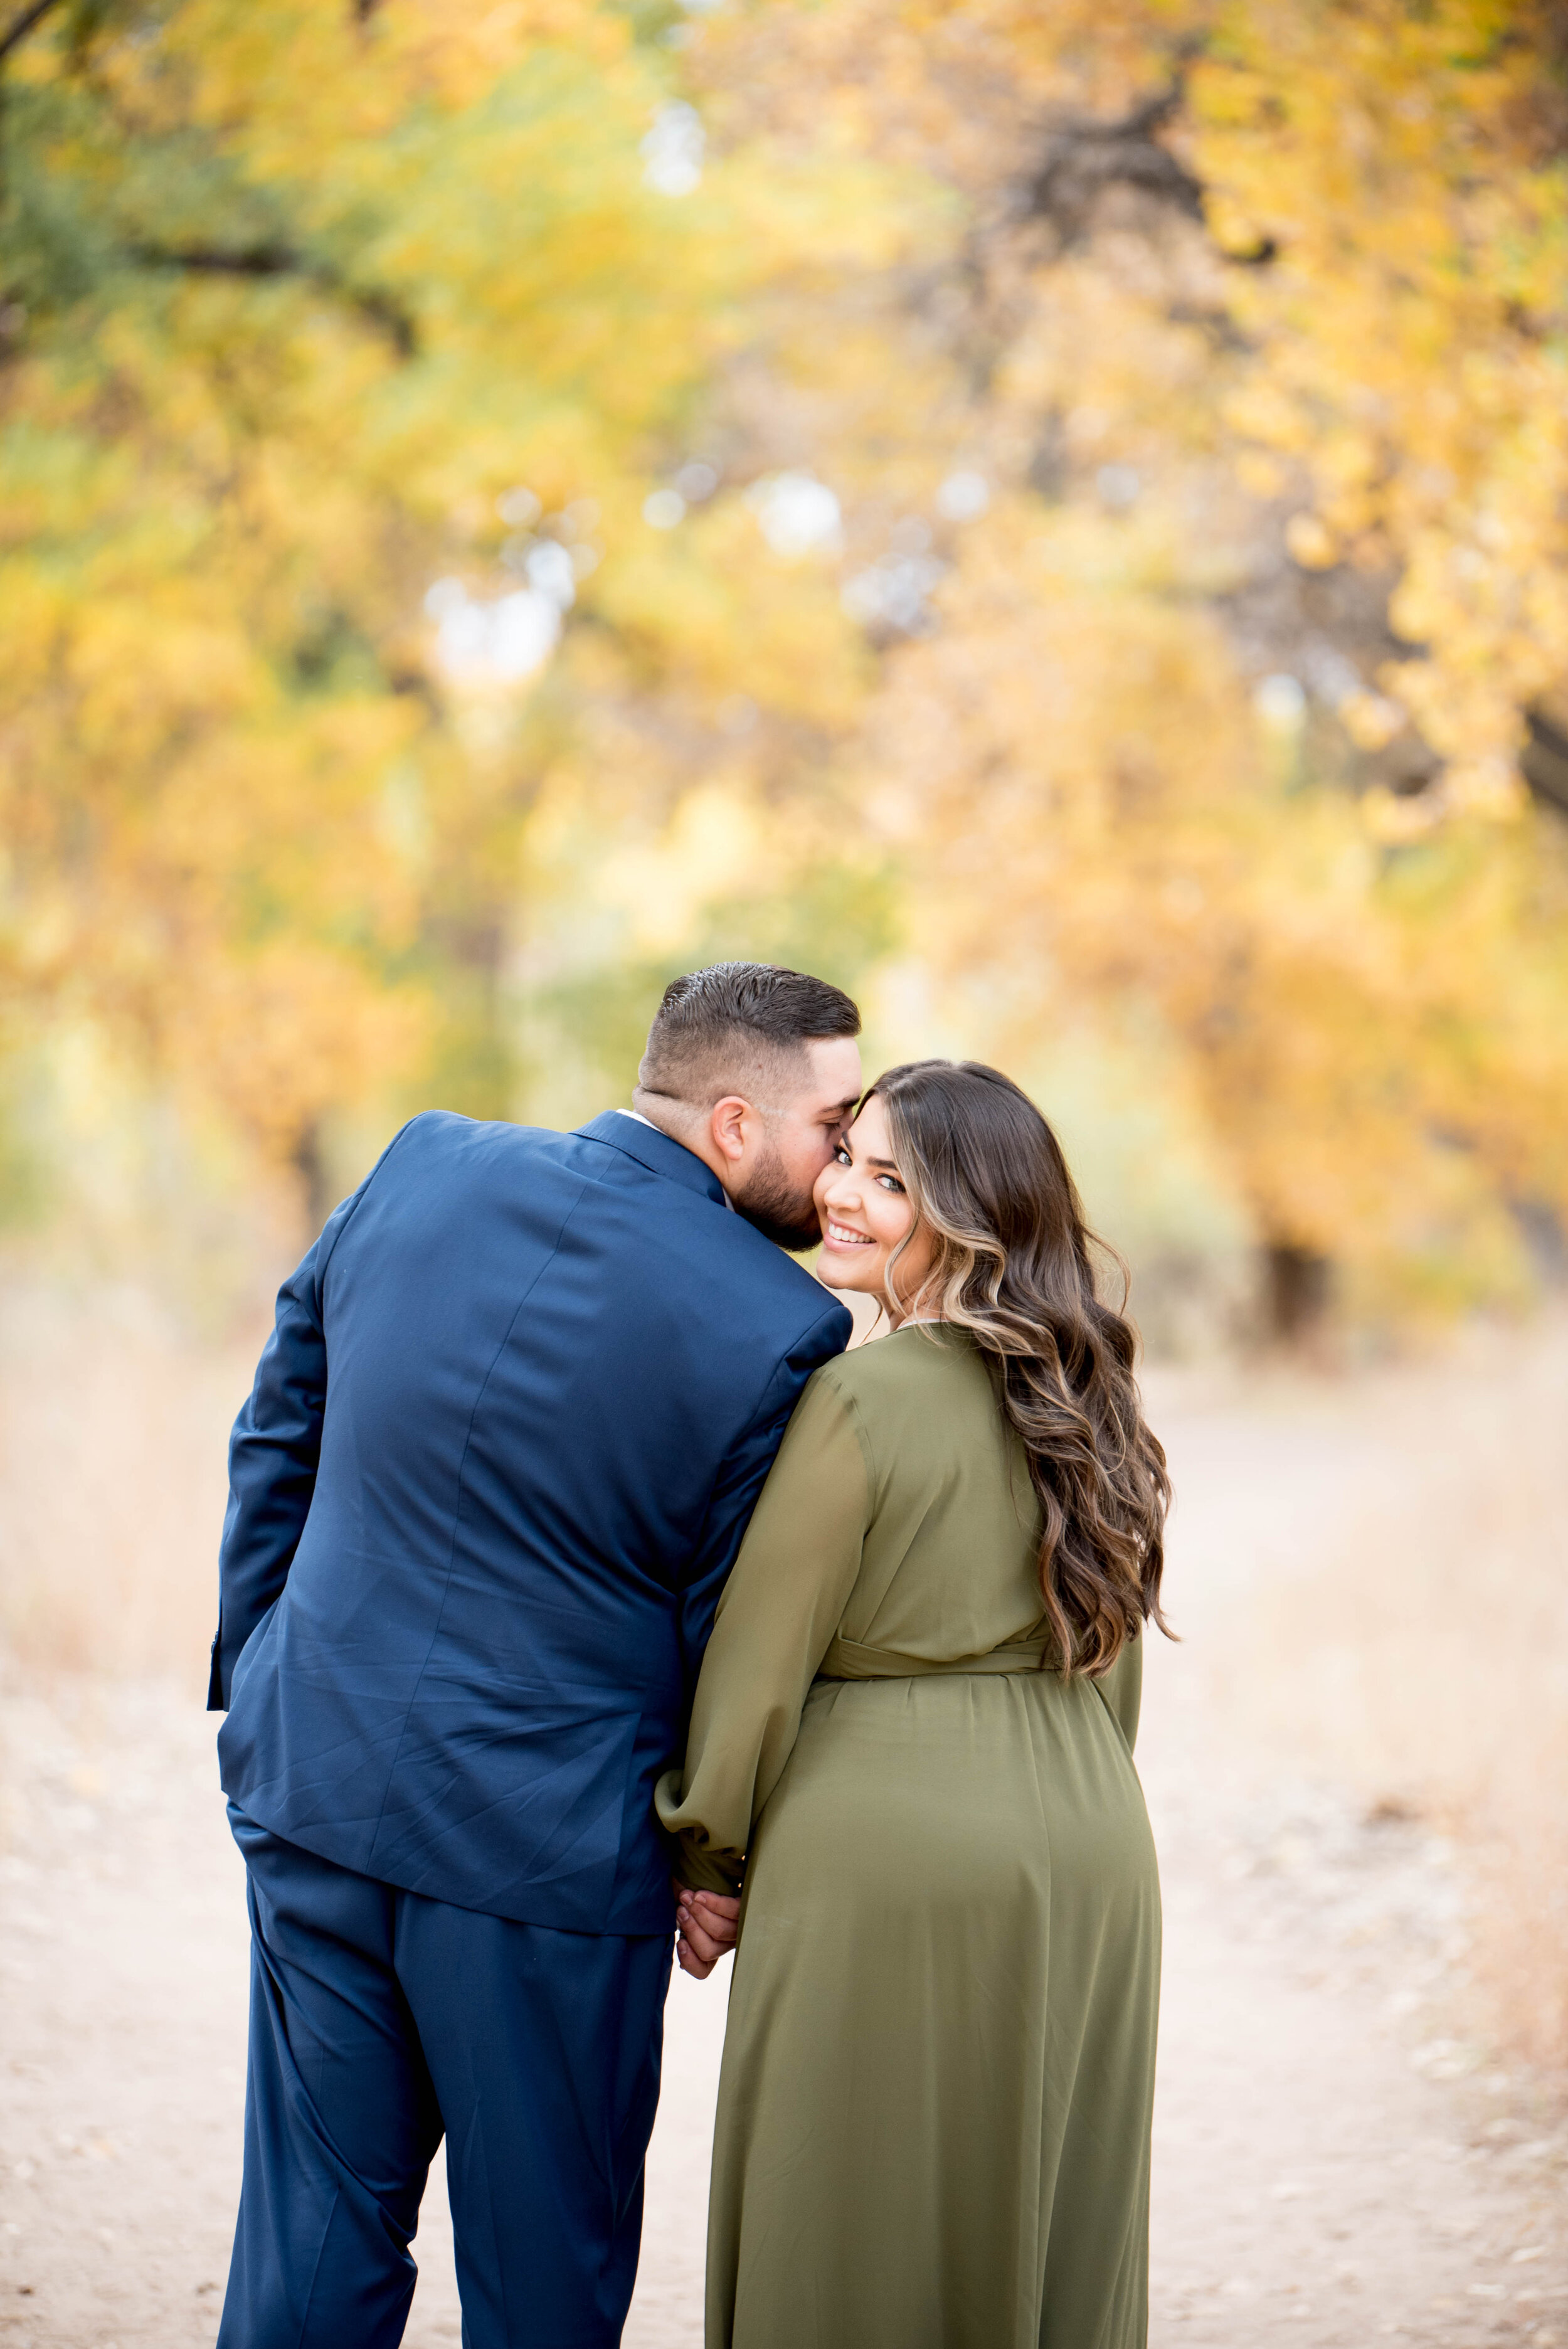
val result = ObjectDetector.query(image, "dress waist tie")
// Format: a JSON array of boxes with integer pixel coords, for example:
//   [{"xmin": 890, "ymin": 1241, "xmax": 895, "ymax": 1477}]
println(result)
[{"xmin": 815, "ymin": 1632, "xmax": 1052, "ymax": 1681}]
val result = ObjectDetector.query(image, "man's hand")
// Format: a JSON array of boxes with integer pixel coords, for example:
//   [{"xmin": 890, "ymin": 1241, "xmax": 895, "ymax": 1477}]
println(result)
[{"xmin": 674, "ymin": 1884, "xmax": 741, "ymax": 1980}]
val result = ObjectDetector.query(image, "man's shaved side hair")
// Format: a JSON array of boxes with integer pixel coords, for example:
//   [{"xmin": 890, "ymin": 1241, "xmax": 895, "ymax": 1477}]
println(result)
[{"xmin": 636, "ymin": 962, "xmax": 861, "ymax": 1115}]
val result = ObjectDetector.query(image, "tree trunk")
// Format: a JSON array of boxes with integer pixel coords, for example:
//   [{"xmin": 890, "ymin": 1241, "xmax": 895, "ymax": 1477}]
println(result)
[
  {"xmin": 1263, "ymin": 1242, "xmax": 1332, "ymax": 1346},
  {"xmin": 291, "ymin": 1121, "xmax": 332, "ymax": 1242}
]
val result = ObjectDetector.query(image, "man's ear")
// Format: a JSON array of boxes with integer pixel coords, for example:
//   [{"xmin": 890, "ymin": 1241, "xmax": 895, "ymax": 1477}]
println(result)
[{"xmin": 709, "ymin": 1095, "xmax": 753, "ymax": 1164}]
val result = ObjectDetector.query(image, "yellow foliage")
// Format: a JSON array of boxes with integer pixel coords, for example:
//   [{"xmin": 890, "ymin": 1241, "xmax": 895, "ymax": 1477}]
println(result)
[
  {"xmin": 687, "ymin": 0, "xmax": 1568, "ymax": 1305},
  {"xmin": 4, "ymin": 0, "xmax": 1567, "ymax": 1317},
  {"xmin": 1191, "ymin": 0, "xmax": 1568, "ymax": 797},
  {"xmin": 0, "ymin": 0, "xmax": 883, "ymax": 1168}
]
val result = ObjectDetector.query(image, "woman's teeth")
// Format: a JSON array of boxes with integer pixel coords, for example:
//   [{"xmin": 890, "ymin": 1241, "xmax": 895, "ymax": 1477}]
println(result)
[{"xmin": 826, "ymin": 1221, "xmax": 874, "ymax": 1246}]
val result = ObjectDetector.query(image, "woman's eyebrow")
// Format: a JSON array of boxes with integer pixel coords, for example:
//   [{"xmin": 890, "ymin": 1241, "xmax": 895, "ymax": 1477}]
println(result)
[{"xmin": 866, "ymin": 1156, "xmax": 900, "ymax": 1170}]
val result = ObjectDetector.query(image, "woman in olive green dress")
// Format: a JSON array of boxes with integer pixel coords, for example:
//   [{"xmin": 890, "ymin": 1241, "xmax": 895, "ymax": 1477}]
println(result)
[{"xmin": 658, "ymin": 1059, "xmax": 1171, "ymax": 2349}]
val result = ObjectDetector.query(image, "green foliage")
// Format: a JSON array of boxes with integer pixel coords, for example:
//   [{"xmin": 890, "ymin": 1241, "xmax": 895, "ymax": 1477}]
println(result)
[{"xmin": 535, "ymin": 854, "xmax": 901, "ymax": 1113}]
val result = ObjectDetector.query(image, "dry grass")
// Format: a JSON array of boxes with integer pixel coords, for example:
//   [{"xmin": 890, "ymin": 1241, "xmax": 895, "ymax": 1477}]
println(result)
[
  {"xmin": 1, "ymin": 1273, "xmax": 1563, "ymax": 2086},
  {"xmin": 1152, "ymin": 1316, "xmax": 1568, "ymax": 2084},
  {"xmin": 0, "ymin": 1277, "xmax": 261, "ymax": 1684}
]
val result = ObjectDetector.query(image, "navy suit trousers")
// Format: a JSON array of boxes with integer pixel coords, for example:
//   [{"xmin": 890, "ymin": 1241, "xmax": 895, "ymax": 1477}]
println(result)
[{"xmin": 219, "ymin": 1809, "xmax": 671, "ymax": 2349}]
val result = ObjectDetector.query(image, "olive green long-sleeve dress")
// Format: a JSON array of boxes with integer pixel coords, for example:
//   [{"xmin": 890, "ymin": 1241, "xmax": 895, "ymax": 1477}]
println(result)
[{"xmin": 657, "ymin": 1323, "xmax": 1160, "ymax": 2349}]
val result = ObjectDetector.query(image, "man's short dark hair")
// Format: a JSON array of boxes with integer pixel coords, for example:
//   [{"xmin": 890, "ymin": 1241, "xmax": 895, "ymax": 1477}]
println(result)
[{"xmin": 637, "ymin": 962, "xmax": 861, "ymax": 1110}]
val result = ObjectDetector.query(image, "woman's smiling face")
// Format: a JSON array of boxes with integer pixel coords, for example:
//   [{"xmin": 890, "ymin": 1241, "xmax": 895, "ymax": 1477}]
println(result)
[{"xmin": 812, "ymin": 1093, "xmax": 938, "ymax": 1318}]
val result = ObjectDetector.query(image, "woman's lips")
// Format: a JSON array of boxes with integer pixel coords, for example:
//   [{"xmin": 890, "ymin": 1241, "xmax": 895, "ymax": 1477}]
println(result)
[{"xmin": 824, "ymin": 1220, "xmax": 874, "ymax": 1246}]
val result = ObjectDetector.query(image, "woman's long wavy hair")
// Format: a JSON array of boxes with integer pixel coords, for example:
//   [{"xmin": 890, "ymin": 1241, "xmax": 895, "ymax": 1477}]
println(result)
[{"xmin": 869, "ymin": 1059, "xmax": 1172, "ymax": 1678}]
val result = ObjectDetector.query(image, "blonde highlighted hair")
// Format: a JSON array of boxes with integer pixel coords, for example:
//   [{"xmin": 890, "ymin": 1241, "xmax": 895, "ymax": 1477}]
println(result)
[{"xmin": 869, "ymin": 1059, "xmax": 1171, "ymax": 1677}]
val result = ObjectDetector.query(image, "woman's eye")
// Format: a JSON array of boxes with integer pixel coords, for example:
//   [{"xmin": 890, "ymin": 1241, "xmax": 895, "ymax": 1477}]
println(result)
[
  {"xmin": 834, "ymin": 1145, "xmax": 852, "ymax": 1165},
  {"xmin": 876, "ymin": 1173, "xmax": 904, "ymax": 1193}
]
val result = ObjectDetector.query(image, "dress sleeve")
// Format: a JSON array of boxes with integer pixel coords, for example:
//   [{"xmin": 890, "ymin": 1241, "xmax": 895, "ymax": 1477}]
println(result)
[
  {"xmin": 672, "ymin": 1299, "xmax": 852, "ymax": 1703},
  {"xmin": 1093, "ymin": 1630, "xmax": 1144, "ymax": 1753},
  {"xmin": 656, "ymin": 1367, "xmax": 869, "ymax": 1894}
]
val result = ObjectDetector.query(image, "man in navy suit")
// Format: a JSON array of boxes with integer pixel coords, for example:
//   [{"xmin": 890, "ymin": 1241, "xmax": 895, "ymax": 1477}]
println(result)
[{"xmin": 209, "ymin": 963, "xmax": 862, "ymax": 2348}]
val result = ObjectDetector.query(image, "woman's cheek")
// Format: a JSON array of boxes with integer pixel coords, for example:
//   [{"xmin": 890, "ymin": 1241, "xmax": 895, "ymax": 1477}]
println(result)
[{"xmin": 879, "ymin": 1197, "xmax": 914, "ymax": 1247}]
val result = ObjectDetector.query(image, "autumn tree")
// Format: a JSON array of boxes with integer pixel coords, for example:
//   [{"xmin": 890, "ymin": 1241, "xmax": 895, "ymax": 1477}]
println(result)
[
  {"xmin": 5, "ymin": 0, "xmax": 1567, "ymax": 1330},
  {"xmin": 684, "ymin": 0, "xmax": 1568, "ymax": 1328},
  {"xmin": 0, "ymin": 0, "xmax": 877, "ymax": 1217}
]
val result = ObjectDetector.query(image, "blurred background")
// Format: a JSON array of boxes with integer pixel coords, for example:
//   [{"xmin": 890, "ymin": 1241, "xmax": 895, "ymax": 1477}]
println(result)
[{"xmin": 0, "ymin": 2, "xmax": 1565, "ymax": 2341}]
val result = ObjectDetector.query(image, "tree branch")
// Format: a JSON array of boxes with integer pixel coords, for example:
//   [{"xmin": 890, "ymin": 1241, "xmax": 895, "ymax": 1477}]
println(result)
[
  {"xmin": 1522, "ymin": 706, "xmax": 1568, "ymax": 819},
  {"xmin": 128, "ymin": 240, "xmax": 417, "ymax": 358},
  {"xmin": 0, "ymin": 0, "xmax": 65, "ymax": 66},
  {"xmin": 1022, "ymin": 70, "xmax": 1279, "ymax": 270},
  {"xmin": 1025, "ymin": 85, "xmax": 1207, "ymax": 248}
]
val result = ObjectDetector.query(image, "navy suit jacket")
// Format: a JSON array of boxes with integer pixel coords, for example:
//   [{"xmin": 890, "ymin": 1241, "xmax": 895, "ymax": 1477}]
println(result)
[{"xmin": 210, "ymin": 1110, "xmax": 850, "ymax": 1934}]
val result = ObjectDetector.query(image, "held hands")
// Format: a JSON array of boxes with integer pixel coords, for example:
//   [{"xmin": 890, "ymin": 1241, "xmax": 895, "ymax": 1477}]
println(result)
[{"xmin": 674, "ymin": 1884, "xmax": 741, "ymax": 1980}]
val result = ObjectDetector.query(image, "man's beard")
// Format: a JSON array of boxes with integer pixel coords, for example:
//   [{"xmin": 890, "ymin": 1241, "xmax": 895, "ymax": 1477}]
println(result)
[{"xmin": 731, "ymin": 1142, "xmax": 824, "ymax": 1253}]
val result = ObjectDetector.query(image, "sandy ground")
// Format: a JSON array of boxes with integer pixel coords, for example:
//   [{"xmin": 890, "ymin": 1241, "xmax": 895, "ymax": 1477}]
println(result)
[{"xmin": 1, "ymin": 1380, "xmax": 1565, "ymax": 2348}]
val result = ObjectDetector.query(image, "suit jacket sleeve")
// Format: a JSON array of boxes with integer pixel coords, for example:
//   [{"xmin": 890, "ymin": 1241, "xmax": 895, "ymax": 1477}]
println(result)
[
  {"xmin": 207, "ymin": 1174, "xmax": 376, "ymax": 1710},
  {"xmin": 672, "ymin": 1298, "xmax": 850, "ymax": 1709}
]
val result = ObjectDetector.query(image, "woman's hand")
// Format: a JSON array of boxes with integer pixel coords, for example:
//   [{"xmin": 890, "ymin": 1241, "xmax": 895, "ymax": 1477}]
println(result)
[{"xmin": 674, "ymin": 1884, "xmax": 741, "ymax": 1980}]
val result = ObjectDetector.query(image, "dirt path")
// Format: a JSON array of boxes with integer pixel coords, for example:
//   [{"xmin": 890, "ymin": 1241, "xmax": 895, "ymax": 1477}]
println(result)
[{"xmin": 1, "ymin": 1389, "xmax": 1564, "ymax": 2347}]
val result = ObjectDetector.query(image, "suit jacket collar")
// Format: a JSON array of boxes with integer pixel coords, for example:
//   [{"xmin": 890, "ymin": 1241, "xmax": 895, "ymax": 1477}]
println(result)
[{"xmin": 577, "ymin": 1111, "xmax": 729, "ymax": 1207}]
